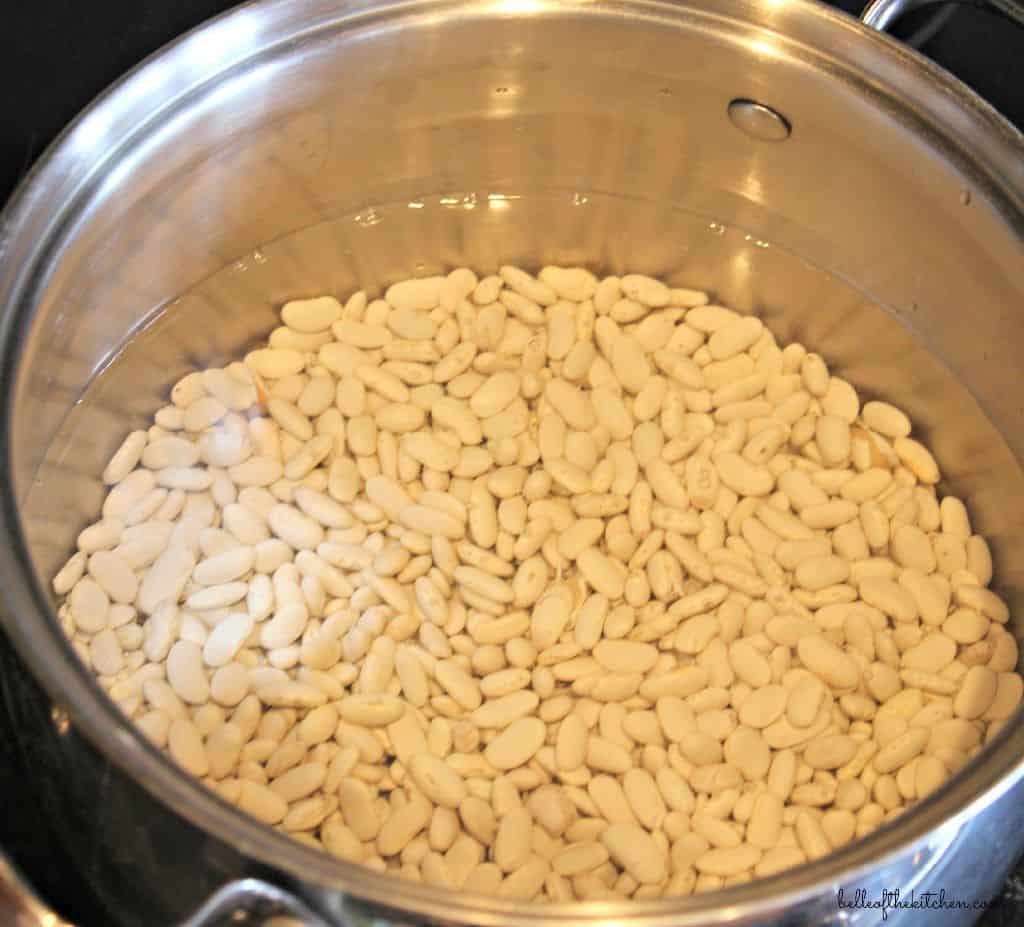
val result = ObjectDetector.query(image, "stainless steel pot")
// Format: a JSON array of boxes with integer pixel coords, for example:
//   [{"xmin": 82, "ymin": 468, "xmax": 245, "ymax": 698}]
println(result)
[{"xmin": 1, "ymin": 0, "xmax": 1023, "ymax": 924}]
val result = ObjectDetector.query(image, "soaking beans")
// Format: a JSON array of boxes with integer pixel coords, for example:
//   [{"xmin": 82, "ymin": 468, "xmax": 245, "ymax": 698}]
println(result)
[{"xmin": 53, "ymin": 265, "xmax": 1021, "ymax": 900}]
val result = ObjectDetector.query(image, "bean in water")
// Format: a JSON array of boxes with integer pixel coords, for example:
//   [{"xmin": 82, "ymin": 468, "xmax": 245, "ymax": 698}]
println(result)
[{"xmin": 55, "ymin": 265, "xmax": 1019, "ymax": 901}]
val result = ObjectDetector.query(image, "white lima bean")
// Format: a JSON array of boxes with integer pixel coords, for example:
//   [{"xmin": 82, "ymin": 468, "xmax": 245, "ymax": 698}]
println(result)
[{"xmin": 54, "ymin": 267, "xmax": 1019, "ymax": 902}]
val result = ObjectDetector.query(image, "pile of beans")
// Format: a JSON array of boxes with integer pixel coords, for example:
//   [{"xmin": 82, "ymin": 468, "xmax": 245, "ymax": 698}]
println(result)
[{"xmin": 53, "ymin": 265, "xmax": 1022, "ymax": 901}]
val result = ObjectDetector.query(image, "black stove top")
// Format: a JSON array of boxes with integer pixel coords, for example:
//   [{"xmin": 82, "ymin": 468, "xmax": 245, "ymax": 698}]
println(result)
[{"xmin": 1, "ymin": 2, "xmax": 1022, "ymax": 925}]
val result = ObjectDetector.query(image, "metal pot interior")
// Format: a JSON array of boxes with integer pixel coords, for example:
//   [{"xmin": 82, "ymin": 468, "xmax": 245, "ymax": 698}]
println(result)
[{"xmin": 3, "ymin": 0, "xmax": 1024, "ymax": 922}]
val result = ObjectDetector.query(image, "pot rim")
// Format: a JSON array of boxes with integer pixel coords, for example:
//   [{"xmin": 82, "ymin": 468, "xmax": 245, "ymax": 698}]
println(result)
[{"xmin": 1, "ymin": 0, "xmax": 1023, "ymax": 923}]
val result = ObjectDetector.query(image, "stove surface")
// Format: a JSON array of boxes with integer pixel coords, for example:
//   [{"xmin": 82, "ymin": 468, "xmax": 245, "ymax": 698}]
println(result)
[{"xmin": 1, "ymin": 2, "xmax": 1023, "ymax": 925}]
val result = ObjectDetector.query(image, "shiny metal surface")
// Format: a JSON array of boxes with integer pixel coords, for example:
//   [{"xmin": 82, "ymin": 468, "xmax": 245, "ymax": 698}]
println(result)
[
  {"xmin": 862, "ymin": 0, "xmax": 1024, "ymax": 30},
  {"xmin": 727, "ymin": 99, "xmax": 792, "ymax": 141},
  {"xmin": 180, "ymin": 879, "xmax": 331, "ymax": 927},
  {"xmin": 0, "ymin": 0, "xmax": 1023, "ymax": 924},
  {"xmin": 862, "ymin": 0, "xmax": 955, "ymax": 30},
  {"xmin": 0, "ymin": 852, "xmax": 74, "ymax": 927}
]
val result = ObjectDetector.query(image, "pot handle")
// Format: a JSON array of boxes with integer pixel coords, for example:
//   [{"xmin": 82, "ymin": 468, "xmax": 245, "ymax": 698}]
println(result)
[
  {"xmin": 179, "ymin": 878, "xmax": 334, "ymax": 927},
  {"xmin": 861, "ymin": 0, "xmax": 1024, "ymax": 32},
  {"xmin": 0, "ymin": 856, "xmax": 335, "ymax": 927},
  {"xmin": 0, "ymin": 851, "xmax": 75, "ymax": 927}
]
